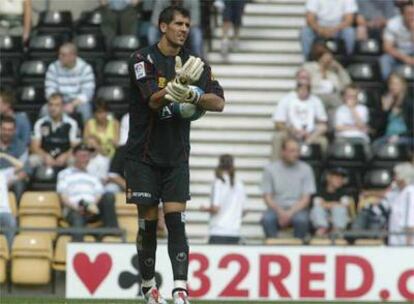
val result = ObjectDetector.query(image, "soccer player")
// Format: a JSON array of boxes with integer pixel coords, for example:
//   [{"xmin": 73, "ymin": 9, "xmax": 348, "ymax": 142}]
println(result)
[{"xmin": 125, "ymin": 6, "xmax": 225, "ymax": 304}]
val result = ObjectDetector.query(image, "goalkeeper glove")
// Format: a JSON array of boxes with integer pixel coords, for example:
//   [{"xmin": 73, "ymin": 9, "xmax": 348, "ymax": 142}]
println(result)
[
  {"xmin": 175, "ymin": 56, "xmax": 204, "ymax": 85},
  {"xmin": 165, "ymin": 79, "xmax": 201, "ymax": 105}
]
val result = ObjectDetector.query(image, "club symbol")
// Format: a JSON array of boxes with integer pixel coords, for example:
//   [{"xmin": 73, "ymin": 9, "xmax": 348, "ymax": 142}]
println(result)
[{"xmin": 118, "ymin": 254, "xmax": 163, "ymax": 296}]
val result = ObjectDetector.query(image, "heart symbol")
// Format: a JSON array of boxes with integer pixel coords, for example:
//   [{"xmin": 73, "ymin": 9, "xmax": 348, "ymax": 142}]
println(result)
[{"xmin": 73, "ymin": 252, "xmax": 112, "ymax": 294}]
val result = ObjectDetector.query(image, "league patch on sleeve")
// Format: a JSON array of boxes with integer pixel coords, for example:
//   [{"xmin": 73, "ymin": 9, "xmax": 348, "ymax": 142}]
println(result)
[{"xmin": 134, "ymin": 61, "xmax": 146, "ymax": 80}]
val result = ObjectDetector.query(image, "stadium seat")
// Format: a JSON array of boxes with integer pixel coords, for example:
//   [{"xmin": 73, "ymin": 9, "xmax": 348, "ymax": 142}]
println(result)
[
  {"xmin": 19, "ymin": 192, "xmax": 61, "ymax": 240},
  {"xmin": 102, "ymin": 236, "xmax": 123, "ymax": 243},
  {"xmin": 357, "ymin": 87, "xmax": 381, "ymax": 109},
  {"xmin": 0, "ymin": 35, "xmax": 24, "ymax": 62},
  {"xmin": 36, "ymin": 10, "xmax": 73, "ymax": 38},
  {"xmin": 19, "ymin": 60, "xmax": 48, "ymax": 86},
  {"xmin": 0, "ymin": 234, "xmax": 9, "ymax": 284},
  {"xmin": 17, "ymin": 85, "xmax": 46, "ymax": 105},
  {"xmin": 53, "ymin": 235, "xmax": 96, "ymax": 271},
  {"xmin": 96, "ymin": 85, "xmax": 129, "ymax": 115},
  {"xmin": 346, "ymin": 62, "xmax": 381, "ymax": 83},
  {"xmin": 0, "ymin": 59, "xmax": 18, "ymax": 87},
  {"xmin": 372, "ymin": 143, "xmax": 410, "ymax": 168},
  {"xmin": 7, "ymin": 192, "xmax": 17, "ymax": 217},
  {"xmin": 264, "ymin": 238, "xmax": 303, "ymax": 245},
  {"xmin": 111, "ymin": 35, "xmax": 140, "ymax": 59},
  {"xmin": 327, "ymin": 141, "xmax": 366, "ymax": 170},
  {"xmin": 76, "ymin": 10, "xmax": 102, "ymax": 34},
  {"xmin": 28, "ymin": 34, "xmax": 64, "ymax": 59},
  {"xmin": 363, "ymin": 169, "xmax": 393, "ymax": 189},
  {"xmin": 103, "ymin": 60, "xmax": 129, "ymax": 85},
  {"xmin": 115, "ymin": 193, "xmax": 138, "ymax": 243},
  {"xmin": 395, "ymin": 64, "xmax": 414, "ymax": 82},
  {"xmin": 355, "ymin": 39, "xmax": 382, "ymax": 56},
  {"xmin": 309, "ymin": 238, "xmax": 333, "ymax": 245},
  {"xmin": 74, "ymin": 33, "xmax": 106, "ymax": 59},
  {"xmin": 324, "ymin": 38, "xmax": 346, "ymax": 56},
  {"xmin": 11, "ymin": 234, "xmax": 53, "ymax": 285}
]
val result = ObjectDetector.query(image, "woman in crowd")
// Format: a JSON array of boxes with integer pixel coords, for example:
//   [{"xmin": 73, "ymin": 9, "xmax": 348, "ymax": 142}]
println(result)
[
  {"xmin": 302, "ymin": 42, "xmax": 351, "ymax": 113},
  {"xmin": 201, "ymin": 154, "xmax": 247, "ymax": 244},
  {"xmin": 372, "ymin": 73, "xmax": 413, "ymax": 150},
  {"xmin": 83, "ymin": 99, "xmax": 119, "ymax": 158}
]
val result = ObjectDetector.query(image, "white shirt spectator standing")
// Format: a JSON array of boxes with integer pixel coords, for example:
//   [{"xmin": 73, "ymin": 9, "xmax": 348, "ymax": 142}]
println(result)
[
  {"xmin": 45, "ymin": 42, "xmax": 95, "ymax": 123},
  {"xmin": 379, "ymin": 3, "xmax": 414, "ymax": 80},
  {"xmin": 300, "ymin": 0, "xmax": 358, "ymax": 59},
  {"xmin": 201, "ymin": 154, "xmax": 247, "ymax": 244},
  {"xmin": 271, "ymin": 69, "xmax": 328, "ymax": 160},
  {"xmin": 386, "ymin": 163, "xmax": 414, "ymax": 246}
]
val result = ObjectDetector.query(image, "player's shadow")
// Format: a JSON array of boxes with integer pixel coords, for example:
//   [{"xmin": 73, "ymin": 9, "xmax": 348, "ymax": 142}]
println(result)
[{"xmin": 118, "ymin": 254, "xmax": 163, "ymax": 296}]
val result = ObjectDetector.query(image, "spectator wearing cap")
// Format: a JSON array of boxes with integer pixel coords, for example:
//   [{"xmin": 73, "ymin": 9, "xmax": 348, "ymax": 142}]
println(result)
[
  {"xmin": 355, "ymin": 0, "xmax": 397, "ymax": 41},
  {"xmin": 387, "ymin": 162, "xmax": 414, "ymax": 246},
  {"xmin": 379, "ymin": 2, "xmax": 414, "ymax": 80},
  {"xmin": 56, "ymin": 143, "xmax": 118, "ymax": 242},
  {"xmin": 261, "ymin": 137, "xmax": 316, "ymax": 239},
  {"xmin": 0, "ymin": 90, "xmax": 31, "ymax": 146},
  {"xmin": 0, "ymin": 115, "xmax": 30, "ymax": 204},
  {"xmin": 311, "ymin": 167, "xmax": 351, "ymax": 236},
  {"xmin": 300, "ymin": 0, "xmax": 358, "ymax": 59},
  {"xmin": 271, "ymin": 69, "xmax": 328, "ymax": 160},
  {"xmin": 85, "ymin": 135, "xmax": 111, "ymax": 184},
  {"xmin": 30, "ymin": 93, "xmax": 80, "ymax": 171},
  {"xmin": 45, "ymin": 42, "xmax": 95, "ymax": 123}
]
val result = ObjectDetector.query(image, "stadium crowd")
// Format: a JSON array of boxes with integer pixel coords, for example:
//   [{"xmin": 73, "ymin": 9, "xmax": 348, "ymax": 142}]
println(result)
[{"xmin": 0, "ymin": 0, "xmax": 413, "ymax": 261}]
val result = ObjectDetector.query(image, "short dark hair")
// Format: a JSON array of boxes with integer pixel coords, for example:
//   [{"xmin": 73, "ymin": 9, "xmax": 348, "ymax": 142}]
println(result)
[
  {"xmin": 0, "ymin": 115, "xmax": 16, "ymax": 126},
  {"xmin": 0, "ymin": 89, "xmax": 16, "ymax": 107},
  {"xmin": 310, "ymin": 42, "xmax": 331, "ymax": 61},
  {"xmin": 73, "ymin": 142, "xmax": 94, "ymax": 154},
  {"xmin": 281, "ymin": 136, "xmax": 300, "ymax": 150},
  {"xmin": 94, "ymin": 98, "xmax": 109, "ymax": 112},
  {"xmin": 158, "ymin": 5, "xmax": 191, "ymax": 29},
  {"xmin": 48, "ymin": 93, "xmax": 64, "ymax": 103}
]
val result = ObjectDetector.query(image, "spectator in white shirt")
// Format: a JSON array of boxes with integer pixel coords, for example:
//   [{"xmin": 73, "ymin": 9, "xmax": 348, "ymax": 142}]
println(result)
[
  {"xmin": 334, "ymin": 84, "xmax": 370, "ymax": 145},
  {"xmin": 0, "ymin": 153, "xmax": 21, "ymax": 248},
  {"xmin": 57, "ymin": 143, "xmax": 118, "ymax": 241},
  {"xmin": 44, "ymin": 42, "xmax": 95, "ymax": 123},
  {"xmin": 201, "ymin": 154, "xmax": 247, "ymax": 244},
  {"xmin": 85, "ymin": 135, "xmax": 110, "ymax": 184},
  {"xmin": 387, "ymin": 162, "xmax": 414, "ymax": 246},
  {"xmin": 300, "ymin": 0, "xmax": 358, "ymax": 59},
  {"xmin": 271, "ymin": 69, "xmax": 328, "ymax": 160},
  {"xmin": 379, "ymin": 3, "xmax": 414, "ymax": 80}
]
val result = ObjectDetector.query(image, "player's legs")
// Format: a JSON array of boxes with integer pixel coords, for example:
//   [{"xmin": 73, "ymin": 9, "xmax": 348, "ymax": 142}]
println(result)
[
  {"xmin": 160, "ymin": 163, "xmax": 191, "ymax": 302},
  {"xmin": 164, "ymin": 202, "xmax": 190, "ymax": 303}
]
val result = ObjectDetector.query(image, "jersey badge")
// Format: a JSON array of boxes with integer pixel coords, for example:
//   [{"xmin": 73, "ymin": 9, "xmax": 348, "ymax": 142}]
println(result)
[
  {"xmin": 158, "ymin": 77, "xmax": 167, "ymax": 88},
  {"xmin": 134, "ymin": 61, "xmax": 146, "ymax": 80}
]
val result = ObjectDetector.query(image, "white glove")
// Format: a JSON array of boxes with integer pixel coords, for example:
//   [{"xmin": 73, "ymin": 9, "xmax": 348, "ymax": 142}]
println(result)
[
  {"xmin": 175, "ymin": 56, "xmax": 204, "ymax": 85},
  {"xmin": 165, "ymin": 79, "xmax": 201, "ymax": 104}
]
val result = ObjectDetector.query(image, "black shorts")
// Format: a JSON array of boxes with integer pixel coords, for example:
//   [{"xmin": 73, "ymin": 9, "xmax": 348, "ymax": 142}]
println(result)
[{"xmin": 125, "ymin": 159, "xmax": 190, "ymax": 205}]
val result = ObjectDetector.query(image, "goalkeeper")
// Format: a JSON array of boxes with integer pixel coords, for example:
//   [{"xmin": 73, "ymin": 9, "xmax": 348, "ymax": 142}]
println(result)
[{"xmin": 125, "ymin": 5, "xmax": 224, "ymax": 304}]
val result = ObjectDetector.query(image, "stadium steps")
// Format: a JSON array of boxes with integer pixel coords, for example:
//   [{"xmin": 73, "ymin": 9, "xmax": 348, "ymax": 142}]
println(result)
[{"xmin": 189, "ymin": 0, "xmax": 306, "ymax": 240}]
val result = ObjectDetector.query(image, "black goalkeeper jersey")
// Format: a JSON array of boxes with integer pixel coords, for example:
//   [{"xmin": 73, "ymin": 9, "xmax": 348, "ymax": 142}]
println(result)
[{"xmin": 126, "ymin": 44, "xmax": 224, "ymax": 166}]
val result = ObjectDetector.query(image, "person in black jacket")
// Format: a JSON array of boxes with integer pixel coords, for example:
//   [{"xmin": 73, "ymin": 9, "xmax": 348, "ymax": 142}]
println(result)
[{"xmin": 125, "ymin": 5, "xmax": 224, "ymax": 304}]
